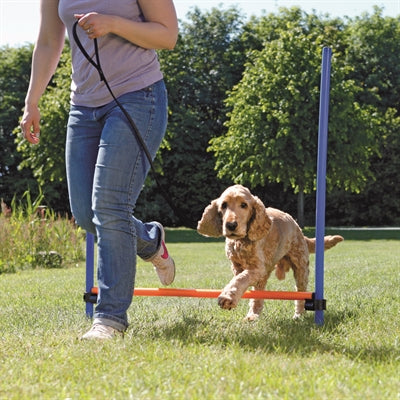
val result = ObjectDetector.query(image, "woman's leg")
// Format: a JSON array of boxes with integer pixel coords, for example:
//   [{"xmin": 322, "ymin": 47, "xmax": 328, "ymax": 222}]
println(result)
[
  {"xmin": 91, "ymin": 80, "xmax": 170, "ymax": 331},
  {"xmin": 66, "ymin": 105, "xmax": 100, "ymax": 235}
]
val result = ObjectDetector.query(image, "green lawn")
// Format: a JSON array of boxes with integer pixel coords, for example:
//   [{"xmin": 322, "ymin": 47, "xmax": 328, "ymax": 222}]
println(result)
[{"xmin": 0, "ymin": 228, "xmax": 399, "ymax": 399}]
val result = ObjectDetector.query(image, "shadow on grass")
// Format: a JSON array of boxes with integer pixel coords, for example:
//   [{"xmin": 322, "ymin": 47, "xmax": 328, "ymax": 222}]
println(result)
[{"xmin": 139, "ymin": 307, "xmax": 398, "ymax": 364}]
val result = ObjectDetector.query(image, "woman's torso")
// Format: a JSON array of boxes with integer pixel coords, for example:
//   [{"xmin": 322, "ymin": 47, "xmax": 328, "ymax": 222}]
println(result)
[{"xmin": 59, "ymin": 0, "xmax": 163, "ymax": 107}]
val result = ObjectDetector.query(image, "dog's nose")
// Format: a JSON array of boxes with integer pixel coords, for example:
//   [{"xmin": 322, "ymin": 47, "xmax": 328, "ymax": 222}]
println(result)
[{"xmin": 226, "ymin": 221, "xmax": 238, "ymax": 232}]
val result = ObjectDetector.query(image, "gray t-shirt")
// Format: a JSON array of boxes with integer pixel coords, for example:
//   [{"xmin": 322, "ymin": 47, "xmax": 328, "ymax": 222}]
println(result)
[{"xmin": 59, "ymin": 0, "xmax": 163, "ymax": 107}]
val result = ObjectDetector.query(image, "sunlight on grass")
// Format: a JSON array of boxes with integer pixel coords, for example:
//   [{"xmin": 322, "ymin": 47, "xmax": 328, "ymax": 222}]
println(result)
[{"xmin": 0, "ymin": 229, "xmax": 399, "ymax": 399}]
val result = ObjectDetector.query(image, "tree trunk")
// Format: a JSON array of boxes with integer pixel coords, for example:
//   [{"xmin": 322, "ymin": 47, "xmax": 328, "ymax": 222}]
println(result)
[{"xmin": 297, "ymin": 189, "xmax": 305, "ymax": 228}]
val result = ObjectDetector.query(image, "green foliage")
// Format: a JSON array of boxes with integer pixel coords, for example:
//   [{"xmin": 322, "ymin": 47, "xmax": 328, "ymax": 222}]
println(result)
[
  {"xmin": 2, "ymin": 7, "xmax": 399, "ymax": 227},
  {"xmin": 347, "ymin": 8, "xmax": 400, "ymax": 111},
  {"xmin": 325, "ymin": 8, "xmax": 400, "ymax": 226},
  {"xmin": 33, "ymin": 251, "xmax": 63, "ymax": 269},
  {"xmin": 141, "ymin": 6, "xmax": 247, "ymax": 227},
  {"xmin": 0, "ymin": 229, "xmax": 399, "ymax": 398},
  {"xmin": 0, "ymin": 45, "xmax": 37, "ymax": 204},
  {"xmin": 210, "ymin": 8, "xmax": 379, "ymax": 197},
  {"xmin": 0, "ymin": 190, "xmax": 84, "ymax": 274},
  {"xmin": 15, "ymin": 44, "xmax": 72, "ymax": 212}
]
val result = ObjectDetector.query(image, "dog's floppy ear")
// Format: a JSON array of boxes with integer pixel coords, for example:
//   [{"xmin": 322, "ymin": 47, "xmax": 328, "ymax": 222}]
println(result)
[
  {"xmin": 197, "ymin": 200, "xmax": 223, "ymax": 237},
  {"xmin": 247, "ymin": 196, "xmax": 271, "ymax": 241}
]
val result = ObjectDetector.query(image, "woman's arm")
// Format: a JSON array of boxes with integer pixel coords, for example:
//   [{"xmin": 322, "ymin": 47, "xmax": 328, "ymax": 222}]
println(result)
[
  {"xmin": 21, "ymin": 0, "xmax": 65, "ymax": 144},
  {"xmin": 76, "ymin": 0, "xmax": 178, "ymax": 50}
]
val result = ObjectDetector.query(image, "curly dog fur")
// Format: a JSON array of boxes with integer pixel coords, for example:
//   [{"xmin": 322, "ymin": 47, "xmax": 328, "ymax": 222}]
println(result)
[{"xmin": 197, "ymin": 185, "xmax": 343, "ymax": 320}]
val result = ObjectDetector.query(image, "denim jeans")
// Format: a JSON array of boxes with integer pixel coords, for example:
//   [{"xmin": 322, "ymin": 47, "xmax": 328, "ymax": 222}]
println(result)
[{"xmin": 66, "ymin": 80, "xmax": 168, "ymax": 331}]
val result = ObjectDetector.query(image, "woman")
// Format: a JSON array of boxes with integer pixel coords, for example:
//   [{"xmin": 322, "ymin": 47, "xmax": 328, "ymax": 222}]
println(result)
[{"xmin": 20, "ymin": 0, "xmax": 179, "ymax": 339}]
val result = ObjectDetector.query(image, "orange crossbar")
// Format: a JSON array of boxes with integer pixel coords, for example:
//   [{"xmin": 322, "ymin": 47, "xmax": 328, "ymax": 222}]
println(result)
[{"xmin": 90, "ymin": 287, "xmax": 313, "ymax": 300}]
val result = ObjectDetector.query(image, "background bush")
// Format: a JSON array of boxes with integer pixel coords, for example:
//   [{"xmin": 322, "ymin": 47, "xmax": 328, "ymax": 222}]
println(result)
[
  {"xmin": 1, "ymin": 7, "xmax": 399, "ymax": 227},
  {"xmin": 0, "ymin": 191, "xmax": 85, "ymax": 274}
]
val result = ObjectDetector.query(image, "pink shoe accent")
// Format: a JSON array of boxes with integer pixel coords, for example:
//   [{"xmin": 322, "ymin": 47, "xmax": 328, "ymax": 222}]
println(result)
[{"xmin": 161, "ymin": 241, "xmax": 169, "ymax": 259}]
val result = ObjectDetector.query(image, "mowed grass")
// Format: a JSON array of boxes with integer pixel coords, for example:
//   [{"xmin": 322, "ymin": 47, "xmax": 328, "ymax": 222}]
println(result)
[{"xmin": 0, "ymin": 228, "xmax": 399, "ymax": 399}]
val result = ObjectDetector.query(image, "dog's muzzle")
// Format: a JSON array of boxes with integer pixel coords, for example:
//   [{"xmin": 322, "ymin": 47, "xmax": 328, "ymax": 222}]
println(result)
[{"xmin": 225, "ymin": 221, "xmax": 238, "ymax": 232}]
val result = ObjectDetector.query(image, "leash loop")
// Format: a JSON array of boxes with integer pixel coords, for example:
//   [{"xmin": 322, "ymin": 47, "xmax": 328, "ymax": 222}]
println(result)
[{"xmin": 72, "ymin": 21, "xmax": 104, "ymax": 81}]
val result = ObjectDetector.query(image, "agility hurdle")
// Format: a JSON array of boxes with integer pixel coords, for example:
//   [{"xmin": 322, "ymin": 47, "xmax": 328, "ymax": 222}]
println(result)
[{"xmin": 83, "ymin": 47, "xmax": 332, "ymax": 326}]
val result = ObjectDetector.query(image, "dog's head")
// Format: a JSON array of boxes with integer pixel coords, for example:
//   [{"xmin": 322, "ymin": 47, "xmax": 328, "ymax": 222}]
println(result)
[{"xmin": 197, "ymin": 185, "xmax": 271, "ymax": 241}]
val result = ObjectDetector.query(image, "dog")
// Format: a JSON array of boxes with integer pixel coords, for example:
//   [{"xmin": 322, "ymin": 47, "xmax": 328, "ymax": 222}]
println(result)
[{"xmin": 197, "ymin": 185, "xmax": 343, "ymax": 320}]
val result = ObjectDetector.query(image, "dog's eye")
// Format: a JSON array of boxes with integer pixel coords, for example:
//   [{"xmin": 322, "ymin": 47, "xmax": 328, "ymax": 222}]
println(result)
[
  {"xmin": 221, "ymin": 202, "xmax": 227, "ymax": 210},
  {"xmin": 240, "ymin": 202, "xmax": 248, "ymax": 209}
]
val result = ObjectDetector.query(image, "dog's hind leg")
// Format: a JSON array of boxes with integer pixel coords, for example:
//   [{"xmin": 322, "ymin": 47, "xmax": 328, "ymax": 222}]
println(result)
[
  {"xmin": 275, "ymin": 257, "xmax": 291, "ymax": 280},
  {"xmin": 286, "ymin": 248, "xmax": 310, "ymax": 319},
  {"xmin": 291, "ymin": 258, "xmax": 309, "ymax": 319},
  {"xmin": 244, "ymin": 273, "xmax": 271, "ymax": 321}
]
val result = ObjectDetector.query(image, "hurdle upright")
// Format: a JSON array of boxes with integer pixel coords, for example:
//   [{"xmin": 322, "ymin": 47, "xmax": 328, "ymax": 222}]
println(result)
[
  {"xmin": 85, "ymin": 232, "xmax": 95, "ymax": 318},
  {"xmin": 314, "ymin": 47, "xmax": 332, "ymax": 325}
]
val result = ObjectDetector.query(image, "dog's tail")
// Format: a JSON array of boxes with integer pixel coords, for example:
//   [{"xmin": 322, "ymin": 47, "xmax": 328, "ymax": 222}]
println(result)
[{"xmin": 305, "ymin": 235, "xmax": 344, "ymax": 253}]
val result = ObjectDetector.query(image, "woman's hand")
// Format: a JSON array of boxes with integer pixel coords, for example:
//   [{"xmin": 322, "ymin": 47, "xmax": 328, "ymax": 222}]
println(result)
[
  {"xmin": 20, "ymin": 0, "xmax": 65, "ymax": 145},
  {"xmin": 20, "ymin": 104, "xmax": 41, "ymax": 145},
  {"xmin": 74, "ymin": 0, "xmax": 178, "ymax": 50},
  {"xmin": 75, "ymin": 13, "xmax": 112, "ymax": 40}
]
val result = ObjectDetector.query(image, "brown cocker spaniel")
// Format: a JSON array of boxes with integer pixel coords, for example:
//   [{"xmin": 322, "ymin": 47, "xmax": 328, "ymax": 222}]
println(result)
[{"xmin": 197, "ymin": 185, "xmax": 343, "ymax": 320}]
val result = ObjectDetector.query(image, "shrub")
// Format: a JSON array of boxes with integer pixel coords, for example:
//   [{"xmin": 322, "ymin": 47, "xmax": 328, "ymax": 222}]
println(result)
[{"xmin": 0, "ymin": 191, "xmax": 85, "ymax": 274}]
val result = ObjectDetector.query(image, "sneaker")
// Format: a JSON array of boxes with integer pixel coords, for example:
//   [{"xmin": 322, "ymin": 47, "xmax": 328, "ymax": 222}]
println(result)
[
  {"xmin": 146, "ymin": 222, "xmax": 175, "ymax": 286},
  {"xmin": 81, "ymin": 323, "xmax": 123, "ymax": 340}
]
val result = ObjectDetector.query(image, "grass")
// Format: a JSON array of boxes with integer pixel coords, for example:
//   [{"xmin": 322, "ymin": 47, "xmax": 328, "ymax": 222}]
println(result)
[{"xmin": 0, "ymin": 228, "xmax": 399, "ymax": 399}]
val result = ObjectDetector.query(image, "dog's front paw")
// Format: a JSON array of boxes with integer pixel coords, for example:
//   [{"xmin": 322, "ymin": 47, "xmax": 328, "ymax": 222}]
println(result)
[
  {"xmin": 244, "ymin": 312, "xmax": 259, "ymax": 322},
  {"xmin": 218, "ymin": 293, "xmax": 238, "ymax": 310},
  {"xmin": 293, "ymin": 300, "xmax": 306, "ymax": 320},
  {"xmin": 292, "ymin": 310, "xmax": 306, "ymax": 320}
]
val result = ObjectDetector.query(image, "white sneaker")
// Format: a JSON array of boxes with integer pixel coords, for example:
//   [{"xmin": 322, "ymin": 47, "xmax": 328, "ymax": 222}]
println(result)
[
  {"xmin": 146, "ymin": 222, "xmax": 175, "ymax": 286},
  {"xmin": 81, "ymin": 323, "xmax": 123, "ymax": 340}
]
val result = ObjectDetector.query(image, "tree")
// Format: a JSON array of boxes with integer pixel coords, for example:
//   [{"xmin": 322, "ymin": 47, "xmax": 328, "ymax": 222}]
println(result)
[
  {"xmin": 209, "ymin": 8, "xmax": 380, "ymax": 226},
  {"xmin": 347, "ymin": 8, "xmax": 400, "ymax": 113},
  {"xmin": 325, "ymin": 9, "xmax": 400, "ymax": 225},
  {"xmin": 137, "ymin": 7, "xmax": 248, "ymax": 227},
  {"xmin": 325, "ymin": 108, "xmax": 400, "ymax": 225},
  {"xmin": 0, "ymin": 45, "xmax": 37, "ymax": 205},
  {"xmin": 3, "ymin": 9, "xmax": 399, "ymax": 226}
]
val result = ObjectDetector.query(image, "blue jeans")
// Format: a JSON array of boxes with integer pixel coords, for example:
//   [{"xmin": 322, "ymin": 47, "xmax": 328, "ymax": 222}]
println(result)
[{"xmin": 66, "ymin": 80, "xmax": 168, "ymax": 330}]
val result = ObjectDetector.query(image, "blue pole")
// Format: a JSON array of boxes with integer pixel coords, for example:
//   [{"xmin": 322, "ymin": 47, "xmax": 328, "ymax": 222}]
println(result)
[
  {"xmin": 85, "ymin": 232, "xmax": 95, "ymax": 318},
  {"xmin": 315, "ymin": 47, "xmax": 332, "ymax": 325}
]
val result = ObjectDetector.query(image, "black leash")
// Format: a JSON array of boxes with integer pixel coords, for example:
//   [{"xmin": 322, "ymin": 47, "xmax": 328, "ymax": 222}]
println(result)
[
  {"xmin": 72, "ymin": 21, "xmax": 181, "ymax": 221},
  {"xmin": 72, "ymin": 21, "xmax": 157, "ymax": 177}
]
